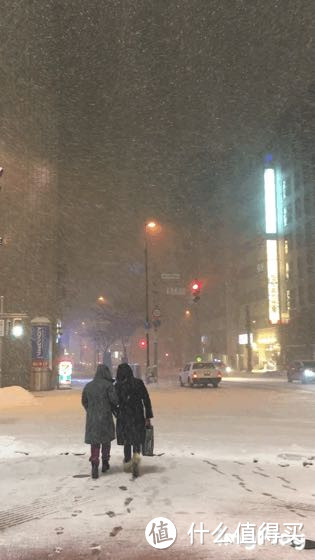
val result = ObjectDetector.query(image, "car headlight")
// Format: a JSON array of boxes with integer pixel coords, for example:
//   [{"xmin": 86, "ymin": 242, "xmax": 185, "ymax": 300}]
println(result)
[{"xmin": 304, "ymin": 369, "xmax": 315, "ymax": 377}]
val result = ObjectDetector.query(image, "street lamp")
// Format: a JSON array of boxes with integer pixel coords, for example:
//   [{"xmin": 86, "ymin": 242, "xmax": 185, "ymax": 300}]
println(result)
[
  {"xmin": 97, "ymin": 296, "xmax": 106, "ymax": 304},
  {"xmin": 144, "ymin": 220, "xmax": 160, "ymax": 368}
]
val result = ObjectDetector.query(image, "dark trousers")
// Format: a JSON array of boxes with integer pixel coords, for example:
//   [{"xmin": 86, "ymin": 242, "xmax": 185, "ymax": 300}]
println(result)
[
  {"xmin": 124, "ymin": 443, "xmax": 141, "ymax": 463},
  {"xmin": 90, "ymin": 443, "xmax": 111, "ymax": 465}
]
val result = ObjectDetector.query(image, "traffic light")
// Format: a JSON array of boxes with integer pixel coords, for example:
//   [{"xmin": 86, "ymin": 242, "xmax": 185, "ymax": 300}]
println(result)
[
  {"xmin": 191, "ymin": 279, "xmax": 202, "ymax": 302},
  {"xmin": 139, "ymin": 338, "xmax": 147, "ymax": 349}
]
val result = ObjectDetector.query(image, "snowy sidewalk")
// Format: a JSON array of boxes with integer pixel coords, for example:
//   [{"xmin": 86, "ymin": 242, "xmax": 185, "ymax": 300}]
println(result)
[{"xmin": 0, "ymin": 385, "xmax": 315, "ymax": 559}]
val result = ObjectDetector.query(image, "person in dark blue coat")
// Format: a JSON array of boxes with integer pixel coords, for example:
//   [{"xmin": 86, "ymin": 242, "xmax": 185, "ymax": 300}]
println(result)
[{"xmin": 116, "ymin": 363, "xmax": 153, "ymax": 477}]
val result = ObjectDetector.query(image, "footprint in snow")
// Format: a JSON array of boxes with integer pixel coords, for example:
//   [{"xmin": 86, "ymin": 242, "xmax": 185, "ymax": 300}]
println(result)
[
  {"xmin": 119, "ymin": 486, "xmax": 127, "ymax": 491},
  {"xmin": 282, "ymin": 484, "xmax": 297, "ymax": 491},
  {"xmin": 71, "ymin": 509, "xmax": 82, "ymax": 517},
  {"xmin": 232, "ymin": 474, "xmax": 244, "ymax": 482},
  {"xmin": 277, "ymin": 476, "xmax": 290, "ymax": 484},
  {"xmin": 110, "ymin": 526, "xmax": 123, "ymax": 537},
  {"xmin": 73, "ymin": 474, "xmax": 90, "ymax": 478},
  {"xmin": 253, "ymin": 470, "xmax": 270, "ymax": 478},
  {"xmin": 124, "ymin": 497, "xmax": 133, "ymax": 506},
  {"xmin": 106, "ymin": 511, "xmax": 116, "ymax": 517},
  {"xmin": 15, "ymin": 451, "xmax": 29, "ymax": 455}
]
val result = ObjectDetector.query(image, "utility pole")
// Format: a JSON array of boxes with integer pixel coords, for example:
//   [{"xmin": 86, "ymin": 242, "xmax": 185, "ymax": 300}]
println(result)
[
  {"xmin": 144, "ymin": 235, "xmax": 150, "ymax": 368},
  {"xmin": 0, "ymin": 296, "xmax": 4, "ymax": 388},
  {"xmin": 245, "ymin": 304, "xmax": 252, "ymax": 372}
]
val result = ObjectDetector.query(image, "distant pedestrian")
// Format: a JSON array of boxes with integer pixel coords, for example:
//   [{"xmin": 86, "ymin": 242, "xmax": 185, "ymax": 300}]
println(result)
[
  {"xmin": 81, "ymin": 364, "xmax": 118, "ymax": 479},
  {"xmin": 116, "ymin": 363, "xmax": 153, "ymax": 478}
]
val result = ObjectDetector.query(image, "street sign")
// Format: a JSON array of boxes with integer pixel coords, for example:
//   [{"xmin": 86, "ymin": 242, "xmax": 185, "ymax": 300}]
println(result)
[
  {"xmin": 166, "ymin": 287, "xmax": 186, "ymax": 296},
  {"xmin": 0, "ymin": 320, "xmax": 4, "ymax": 337},
  {"xmin": 152, "ymin": 307, "xmax": 161, "ymax": 318},
  {"xmin": 161, "ymin": 273, "xmax": 180, "ymax": 280}
]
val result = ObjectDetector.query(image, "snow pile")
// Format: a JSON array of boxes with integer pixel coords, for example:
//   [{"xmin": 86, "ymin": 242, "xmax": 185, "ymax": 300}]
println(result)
[{"xmin": 0, "ymin": 386, "xmax": 36, "ymax": 409}]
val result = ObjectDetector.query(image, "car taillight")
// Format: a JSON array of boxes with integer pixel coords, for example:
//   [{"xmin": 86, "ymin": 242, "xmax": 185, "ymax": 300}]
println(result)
[{"xmin": 217, "ymin": 371, "xmax": 222, "ymax": 376}]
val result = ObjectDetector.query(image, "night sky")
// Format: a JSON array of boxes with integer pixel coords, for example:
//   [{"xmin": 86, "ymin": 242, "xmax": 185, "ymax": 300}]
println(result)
[{"xmin": 1, "ymin": 0, "xmax": 315, "ymax": 317}]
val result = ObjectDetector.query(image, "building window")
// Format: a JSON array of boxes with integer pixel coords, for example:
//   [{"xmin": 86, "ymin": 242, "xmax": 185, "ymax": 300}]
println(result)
[
  {"xmin": 285, "ymin": 262, "xmax": 290, "ymax": 280},
  {"xmin": 283, "ymin": 208, "xmax": 288, "ymax": 227},
  {"xmin": 299, "ymin": 285, "xmax": 305, "ymax": 307},
  {"xmin": 286, "ymin": 289, "xmax": 291, "ymax": 311},
  {"xmin": 284, "ymin": 239, "xmax": 289, "ymax": 255}
]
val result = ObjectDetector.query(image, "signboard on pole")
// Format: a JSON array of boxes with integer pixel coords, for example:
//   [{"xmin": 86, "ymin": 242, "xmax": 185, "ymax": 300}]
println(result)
[
  {"xmin": 152, "ymin": 307, "xmax": 161, "ymax": 318},
  {"xmin": 58, "ymin": 359, "xmax": 72, "ymax": 388},
  {"xmin": 31, "ymin": 324, "xmax": 50, "ymax": 368},
  {"xmin": 161, "ymin": 273, "xmax": 181, "ymax": 281},
  {"xmin": 166, "ymin": 287, "xmax": 186, "ymax": 296}
]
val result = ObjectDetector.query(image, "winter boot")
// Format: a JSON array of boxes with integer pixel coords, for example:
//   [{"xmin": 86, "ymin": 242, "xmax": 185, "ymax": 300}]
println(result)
[
  {"xmin": 102, "ymin": 460, "xmax": 110, "ymax": 473},
  {"xmin": 132, "ymin": 453, "xmax": 141, "ymax": 478},
  {"xmin": 91, "ymin": 463, "xmax": 99, "ymax": 479},
  {"xmin": 123, "ymin": 459, "xmax": 133, "ymax": 473}
]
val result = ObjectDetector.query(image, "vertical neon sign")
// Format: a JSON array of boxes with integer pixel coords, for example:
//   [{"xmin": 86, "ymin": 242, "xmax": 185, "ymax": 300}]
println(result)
[
  {"xmin": 264, "ymin": 168, "xmax": 277, "ymax": 234},
  {"xmin": 266, "ymin": 240, "xmax": 280, "ymax": 324},
  {"xmin": 264, "ymin": 167, "xmax": 280, "ymax": 324}
]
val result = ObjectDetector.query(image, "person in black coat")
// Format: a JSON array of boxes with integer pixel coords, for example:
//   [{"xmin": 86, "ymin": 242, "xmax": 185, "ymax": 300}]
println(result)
[
  {"xmin": 116, "ymin": 363, "xmax": 153, "ymax": 477},
  {"xmin": 82, "ymin": 364, "xmax": 118, "ymax": 479}
]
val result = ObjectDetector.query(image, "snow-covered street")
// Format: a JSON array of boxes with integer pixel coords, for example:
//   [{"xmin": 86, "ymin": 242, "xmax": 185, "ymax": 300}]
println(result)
[{"xmin": 1, "ymin": 378, "xmax": 315, "ymax": 559}]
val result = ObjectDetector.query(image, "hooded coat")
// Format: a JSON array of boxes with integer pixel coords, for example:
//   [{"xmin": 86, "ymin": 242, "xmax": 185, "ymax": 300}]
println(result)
[
  {"xmin": 116, "ymin": 363, "xmax": 153, "ymax": 447},
  {"xmin": 81, "ymin": 365, "xmax": 118, "ymax": 445}
]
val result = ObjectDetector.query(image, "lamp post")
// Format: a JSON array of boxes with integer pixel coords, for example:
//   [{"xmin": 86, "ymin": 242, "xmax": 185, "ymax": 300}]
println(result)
[{"xmin": 144, "ymin": 221, "xmax": 159, "ymax": 369}]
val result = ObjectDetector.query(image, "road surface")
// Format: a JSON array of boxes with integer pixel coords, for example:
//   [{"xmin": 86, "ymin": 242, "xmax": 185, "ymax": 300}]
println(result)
[{"xmin": 0, "ymin": 377, "xmax": 315, "ymax": 559}]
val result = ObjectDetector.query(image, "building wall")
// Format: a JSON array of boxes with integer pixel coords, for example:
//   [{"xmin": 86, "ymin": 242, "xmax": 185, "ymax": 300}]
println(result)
[
  {"xmin": 205, "ymin": 88, "xmax": 314, "ymax": 368},
  {"xmin": 0, "ymin": 3, "xmax": 60, "ymax": 387}
]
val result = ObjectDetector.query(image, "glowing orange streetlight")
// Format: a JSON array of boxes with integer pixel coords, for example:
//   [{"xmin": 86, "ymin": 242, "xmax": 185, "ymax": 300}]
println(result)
[
  {"xmin": 185, "ymin": 309, "xmax": 191, "ymax": 318},
  {"xmin": 146, "ymin": 221, "xmax": 157, "ymax": 230},
  {"xmin": 97, "ymin": 296, "xmax": 106, "ymax": 304}
]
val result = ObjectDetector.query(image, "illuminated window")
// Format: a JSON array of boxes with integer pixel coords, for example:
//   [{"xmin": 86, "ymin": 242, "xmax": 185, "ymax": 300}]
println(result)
[
  {"xmin": 283, "ymin": 208, "xmax": 288, "ymax": 227},
  {"xmin": 284, "ymin": 239, "xmax": 289, "ymax": 255},
  {"xmin": 286, "ymin": 289, "xmax": 291, "ymax": 311}
]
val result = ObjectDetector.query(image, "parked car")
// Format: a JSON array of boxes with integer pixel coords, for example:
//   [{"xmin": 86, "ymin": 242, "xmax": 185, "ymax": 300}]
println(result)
[
  {"xmin": 179, "ymin": 361, "xmax": 222, "ymax": 388},
  {"xmin": 287, "ymin": 360, "xmax": 315, "ymax": 384}
]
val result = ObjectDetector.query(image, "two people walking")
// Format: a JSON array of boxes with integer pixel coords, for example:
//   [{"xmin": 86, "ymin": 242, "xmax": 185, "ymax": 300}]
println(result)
[{"xmin": 82, "ymin": 363, "xmax": 153, "ymax": 479}]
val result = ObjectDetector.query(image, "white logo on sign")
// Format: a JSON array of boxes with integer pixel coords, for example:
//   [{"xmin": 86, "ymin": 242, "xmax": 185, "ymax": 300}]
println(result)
[{"xmin": 145, "ymin": 517, "xmax": 177, "ymax": 549}]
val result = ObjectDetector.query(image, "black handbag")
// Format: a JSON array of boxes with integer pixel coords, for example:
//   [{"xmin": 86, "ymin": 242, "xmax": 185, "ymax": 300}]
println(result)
[{"xmin": 142, "ymin": 426, "xmax": 154, "ymax": 456}]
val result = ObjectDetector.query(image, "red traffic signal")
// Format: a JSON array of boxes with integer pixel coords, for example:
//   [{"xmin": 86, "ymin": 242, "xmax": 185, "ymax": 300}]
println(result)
[
  {"xmin": 139, "ymin": 338, "xmax": 147, "ymax": 349},
  {"xmin": 190, "ymin": 279, "xmax": 202, "ymax": 302}
]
